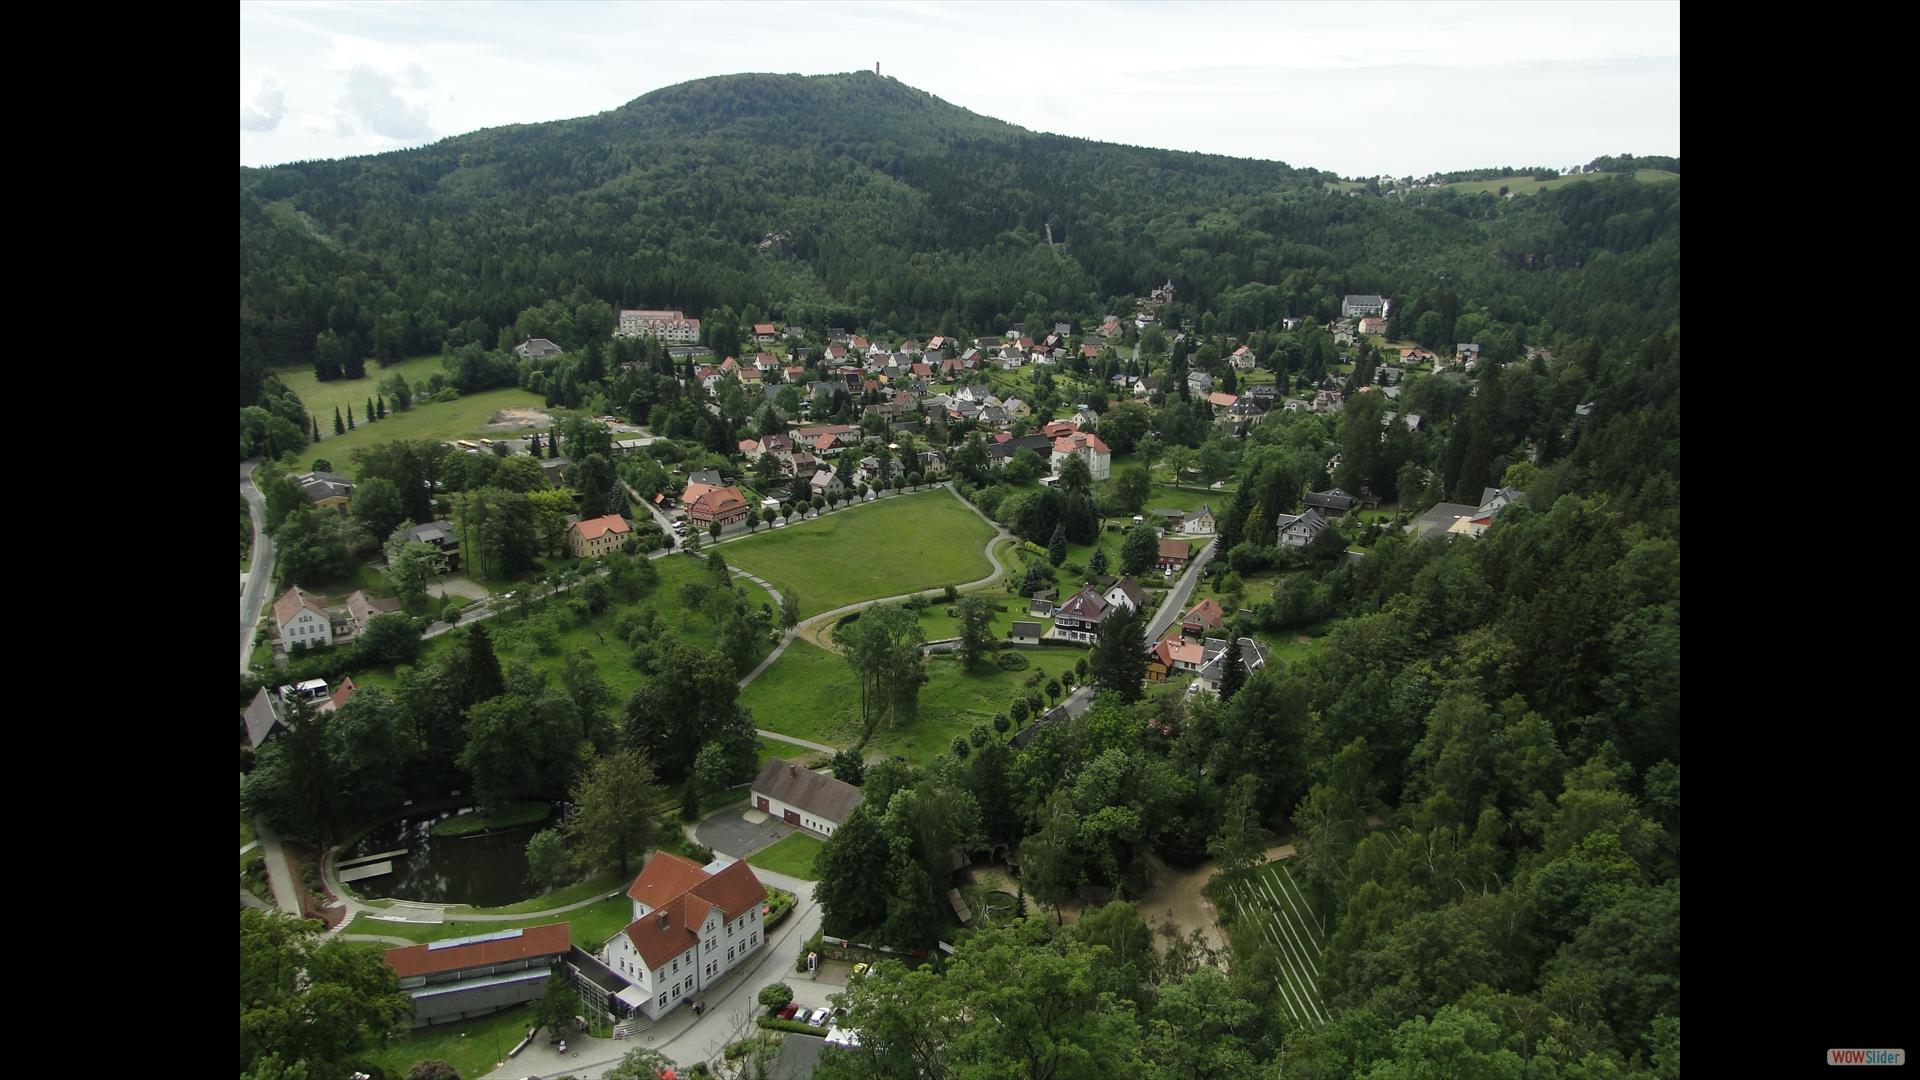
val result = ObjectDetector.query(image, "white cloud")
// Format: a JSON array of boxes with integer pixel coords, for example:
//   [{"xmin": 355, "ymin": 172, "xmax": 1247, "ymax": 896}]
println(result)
[
  {"xmin": 240, "ymin": 70, "xmax": 286, "ymax": 132},
  {"xmin": 338, "ymin": 62, "xmax": 438, "ymax": 141},
  {"xmin": 239, "ymin": 2, "xmax": 1677, "ymax": 172}
]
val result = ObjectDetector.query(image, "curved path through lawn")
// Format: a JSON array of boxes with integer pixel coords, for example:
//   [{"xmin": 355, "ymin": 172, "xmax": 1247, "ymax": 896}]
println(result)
[{"xmin": 718, "ymin": 483, "xmax": 1011, "ymax": 755}]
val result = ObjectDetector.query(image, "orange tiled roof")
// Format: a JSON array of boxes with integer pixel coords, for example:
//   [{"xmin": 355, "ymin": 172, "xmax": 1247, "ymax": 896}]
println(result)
[
  {"xmin": 572, "ymin": 515, "xmax": 631, "ymax": 540},
  {"xmin": 385, "ymin": 922, "xmax": 570, "ymax": 978},
  {"xmin": 618, "ymin": 856, "xmax": 768, "ymax": 968}
]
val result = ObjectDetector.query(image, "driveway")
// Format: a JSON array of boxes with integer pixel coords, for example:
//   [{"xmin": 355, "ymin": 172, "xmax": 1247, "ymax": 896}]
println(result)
[{"xmin": 697, "ymin": 806, "xmax": 803, "ymax": 861}]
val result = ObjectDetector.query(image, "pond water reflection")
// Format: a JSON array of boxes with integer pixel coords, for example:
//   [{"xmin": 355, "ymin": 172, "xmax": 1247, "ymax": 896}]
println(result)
[{"xmin": 340, "ymin": 802, "xmax": 581, "ymax": 908}]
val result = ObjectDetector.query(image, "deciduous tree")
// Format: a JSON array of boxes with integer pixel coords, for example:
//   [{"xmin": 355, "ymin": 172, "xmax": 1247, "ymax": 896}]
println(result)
[{"xmin": 564, "ymin": 749, "xmax": 664, "ymax": 875}]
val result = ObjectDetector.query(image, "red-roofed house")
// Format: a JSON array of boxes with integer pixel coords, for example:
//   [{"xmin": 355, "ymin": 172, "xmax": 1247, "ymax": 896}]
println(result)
[
  {"xmin": 385, "ymin": 923, "xmax": 573, "ymax": 1027},
  {"xmin": 1146, "ymin": 637, "xmax": 1207, "ymax": 682},
  {"xmin": 1178, "ymin": 598, "xmax": 1226, "ymax": 639},
  {"xmin": 273, "ymin": 586, "xmax": 333, "ymax": 649},
  {"xmin": 753, "ymin": 324, "xmax": 778, "ymax": 343},
  {"xmin": 686, "ymin": 485, "xmax": 751, "ymax": 530},
  {"xmin": 602, "ymin": 854, "xmax": 770, "ymax": 1021},
  {"xmin": 1049, "ymin": 431, "xmax": 1112, "ymax": 480},
  {"xmin": 567, "ymin": 514, "xmax": 631, "ymax": 558}
]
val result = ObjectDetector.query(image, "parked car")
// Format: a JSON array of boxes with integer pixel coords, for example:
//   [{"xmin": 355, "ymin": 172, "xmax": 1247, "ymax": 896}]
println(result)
[
  {"xmin": 809, "ymin": 1007, "xmax": 832, "ymax": 1026},
  {"xmin": 776, "ymin": 1003, "xmax": 799, "ymax": 1020}
]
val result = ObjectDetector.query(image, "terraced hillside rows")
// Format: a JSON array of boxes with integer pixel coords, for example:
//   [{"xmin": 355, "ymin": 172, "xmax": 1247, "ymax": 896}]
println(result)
[{"xmin": 1226, "ymin": 861, "xmax": 1329, "ymax": 1028}]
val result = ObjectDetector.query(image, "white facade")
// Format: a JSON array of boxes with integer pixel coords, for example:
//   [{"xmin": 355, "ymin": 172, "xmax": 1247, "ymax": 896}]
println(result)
[
  {"xmin": 753, "ymin": 791, "xmax": 844, "ymax": 838},
  {"xmin": 281, "ymin": 606, "xmax": 332, "ymax": 648},
  {"xmin": 603, "ymin": 902, "xmax": 764, "ymax": 1021}
]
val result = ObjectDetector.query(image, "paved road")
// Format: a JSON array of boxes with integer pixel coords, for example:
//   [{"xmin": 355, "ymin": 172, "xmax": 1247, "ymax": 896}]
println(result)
[
  {"xmin": 239, "ymin": 459, "xmax": 275, "ymax": 672},
  {"xmin": 1042, "ymin": 534, "xmax": 1217, "ymax": 723}
]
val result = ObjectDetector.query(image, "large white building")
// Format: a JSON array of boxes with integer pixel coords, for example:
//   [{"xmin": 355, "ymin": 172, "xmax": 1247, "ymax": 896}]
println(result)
[
  {"xmin": 600, "ymin": 854, "xmax": 768, "ymax": 1021},
  {"xmin": 616, "ymin": 308, "xmax": 702, "ymax": 342},
  {"xmin": 1049, "ymin": 431, "xmax": 1112, "ymax": 481},
  {"xmin": 273, "ymin": 586, "xmax": 333, "ymax": 649}
]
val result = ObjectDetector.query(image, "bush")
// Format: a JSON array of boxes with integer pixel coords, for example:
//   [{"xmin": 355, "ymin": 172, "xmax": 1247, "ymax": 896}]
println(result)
[
  {"xmin": 797, "ymin": 930, "xmax": 823, "ymax": 973},
  {"xmin": 758, "ymin": 983, "xmax": 794, "ymax": 1010},
  {"xmin": 995, "ymin": 651, "xmax": 1029, "ymax": 671}
]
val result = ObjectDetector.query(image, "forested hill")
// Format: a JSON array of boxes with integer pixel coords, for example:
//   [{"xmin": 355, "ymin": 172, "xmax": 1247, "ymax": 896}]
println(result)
[{"xmin": 240, "ymin": 70, "xmax": 1676, "ymax": 405}]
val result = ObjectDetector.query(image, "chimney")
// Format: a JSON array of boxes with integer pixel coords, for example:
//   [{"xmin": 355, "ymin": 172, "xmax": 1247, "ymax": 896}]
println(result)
[
  {"xmin": 789, "ymin": 765, "xmax": 796, "ymax": 777},
  {"xmin": 658, "ymin": 910, "xmax": 669, "ymax": 929}
]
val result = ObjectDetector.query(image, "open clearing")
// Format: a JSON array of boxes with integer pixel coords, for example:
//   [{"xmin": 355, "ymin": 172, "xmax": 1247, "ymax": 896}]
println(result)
[
  {"xmin": 271, "ymin": 355, "xmax": 447, "ymax": 427},
  {"xmin": 723, "ymin": 489, "xmax": 997, "ymax": 617},
  {"xmin": 1221, "ymin": 860, "xmax": 1329, "ymax": 1028},
  {"xmin": 1444, "ymin": 169, "xmax": 1679, "ymax": 197},
  {"xmin": 297, "ymin": 385, "xmax": 549, "ymax": 463}
]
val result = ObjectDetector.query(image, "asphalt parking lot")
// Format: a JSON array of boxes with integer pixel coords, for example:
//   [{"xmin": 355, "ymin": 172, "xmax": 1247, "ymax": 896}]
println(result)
[{"xmin": 696, "ymin": 806, "xmax": 797, "ymax": 859}]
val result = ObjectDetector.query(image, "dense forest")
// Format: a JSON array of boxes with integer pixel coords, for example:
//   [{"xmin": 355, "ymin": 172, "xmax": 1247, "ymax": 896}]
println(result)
[
  {"xmin": 239, "ymin": 71, "xmax": 1679, "ymax": 1079},
  {"xmin": 239, "ymin": 71, "xmax": 1676, "ymax": 408}
]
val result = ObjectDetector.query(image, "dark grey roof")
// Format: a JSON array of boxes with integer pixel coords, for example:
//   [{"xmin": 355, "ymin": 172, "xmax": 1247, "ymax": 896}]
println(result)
[
  {"xmin": 407, "ymin": 521, "xmax": 459, "ymax": 547},
  {"xmin": 244, "ymin": 688, "xmax": 286, "ymax": 749},
  {"xmin": 752, "ymin": 759, "xmax": 864, "ymax": 825},
  {"xmin": 1010, "ymin": 621, "xmax": 1042, "ymax": 638},
  {"xmin": 688, "ymin": 469, "xmax": 723, "ymax": 487},
  {"xmin": 1305, "ymin": 489, "xmax": 1358, "ymax": 511},
  {"xmin": 988, "ymin": 434, "xmax": 1052, "ymax": 461}
]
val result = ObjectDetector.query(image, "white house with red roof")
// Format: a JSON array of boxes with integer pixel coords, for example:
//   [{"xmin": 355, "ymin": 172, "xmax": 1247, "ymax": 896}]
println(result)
[
  {"xmin": 1049, "ymin": 431, "xmax": 1112, "ymax": 480},
  {"xmin": 601, "ymin": 854, "xmax": 770, "ymax": 1021}
]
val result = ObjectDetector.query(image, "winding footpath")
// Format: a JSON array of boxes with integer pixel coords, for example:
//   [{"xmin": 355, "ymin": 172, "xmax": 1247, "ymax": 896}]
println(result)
[{"xmin": 718, "ymin": 483, "xmax": 1013, "ymax": 755}]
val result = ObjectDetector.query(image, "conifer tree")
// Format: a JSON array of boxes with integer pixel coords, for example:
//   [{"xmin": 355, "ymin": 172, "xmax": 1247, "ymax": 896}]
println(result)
[
  {"xmin": 333, "ymin": 407, "xmax": 345, "ymax": 436},
  {"xmin": 366, "ymin": 397, "xmax": 376, "ymax": 424},
  {"xmin": 346, "ymin": 405, "xmax": 355, "ymax": 429}
]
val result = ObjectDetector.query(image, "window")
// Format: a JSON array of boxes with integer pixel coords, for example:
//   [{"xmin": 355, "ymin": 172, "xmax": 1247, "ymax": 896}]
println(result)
[
  {"xmin": 659, "ymin": 993, "xmax": 668, "ymax": 1008},
  {"xmin": 727, "ymin": 947, "xmax": 735, "ymax": 961},
  {"xmin": 751, "ymin": 932, "xmax": 758, "ymax": 946},
  {"xmin": 685, "ymin": 975, "xmax": 694, "ymax": 990},
  {"xmin": 672, "ymin": 985, "xmax": 680, "ymax": 999},
  {"xmin": 672, "ymin": 960, "xmax": 678, "ymax": 973}
]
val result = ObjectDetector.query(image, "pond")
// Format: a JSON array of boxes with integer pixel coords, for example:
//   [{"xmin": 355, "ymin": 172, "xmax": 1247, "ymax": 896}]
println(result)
[{"xmin": 338, "ymin": 802, "xmax": 584, "ymax": 908}]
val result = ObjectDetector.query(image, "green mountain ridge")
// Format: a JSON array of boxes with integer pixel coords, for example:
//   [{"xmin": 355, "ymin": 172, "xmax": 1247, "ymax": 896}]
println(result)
[{"xmin": 240, "ymin": 70, "xmax": 1676, "ymax": 405}]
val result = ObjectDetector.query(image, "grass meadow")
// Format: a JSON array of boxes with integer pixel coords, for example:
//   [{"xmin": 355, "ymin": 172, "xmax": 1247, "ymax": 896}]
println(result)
[{"xmin": 721, "ymin": 490, "xmax": 998, "ymax": 616}]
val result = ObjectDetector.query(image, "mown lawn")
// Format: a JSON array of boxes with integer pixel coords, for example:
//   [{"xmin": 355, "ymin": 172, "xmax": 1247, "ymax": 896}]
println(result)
[
  {"xmin": 365, "ymin": 1000, "xmax": 538, "ymax": 1080},
  {"xmin": 722, "ymin": 490, "xmax": 997, "ymax": 616},
  {"xmin": 285, "ymin": 385, "xmax": 549, "ymax": 464},
  {"xmin": 742, "ymin": 632, "xmax": 1093, "ymax": 767},
  {"xmin": 273, "ymin": 355, "xmax": 451, "ymax": 430},
  {"xmin": 746, "ymin": 832, "xmax": 823, "ymax": 880}
]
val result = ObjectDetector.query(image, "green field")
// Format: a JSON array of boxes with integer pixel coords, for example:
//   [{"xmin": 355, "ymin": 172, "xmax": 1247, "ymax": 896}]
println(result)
[
  {"xmin": 273, "ymin": 355, "xmax": 451, "ymax": 428},
  {"xmin": 741, "ymin": 635, "xmax": 1092, "ymax": 768},
  {"xmin": 746, "ymin": 832, "xmax": 823, "ymax": 880},
  {"xmin": 366, "ymin": 1000, "xmax": 538, "ymax": 1080},
  {"xmin": 721, "ymin": 490, "xmax": 999, "ymax": 616},
  {"xmin": 285, "ymin": 385, "xmax": 549, "ymax": 466}
]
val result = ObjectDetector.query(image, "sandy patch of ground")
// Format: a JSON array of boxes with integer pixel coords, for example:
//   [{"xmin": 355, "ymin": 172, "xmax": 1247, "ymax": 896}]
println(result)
[
  {"xmin": 483, "ymin": 406, "xmax": 553, "ymax": 432},
  {"xmin": 426, "ymin": 576, "xmax": 490, "ymax": 601},
  {"xmin": 1133, "ymin": 852, "xmax": 1225, "ymax": 956}
]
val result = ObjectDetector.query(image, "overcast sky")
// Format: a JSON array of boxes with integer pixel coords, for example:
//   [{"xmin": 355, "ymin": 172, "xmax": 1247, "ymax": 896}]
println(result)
[{"xmin": 241, "ymin": 1, "xmax": 1678, "ymax": 178}]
